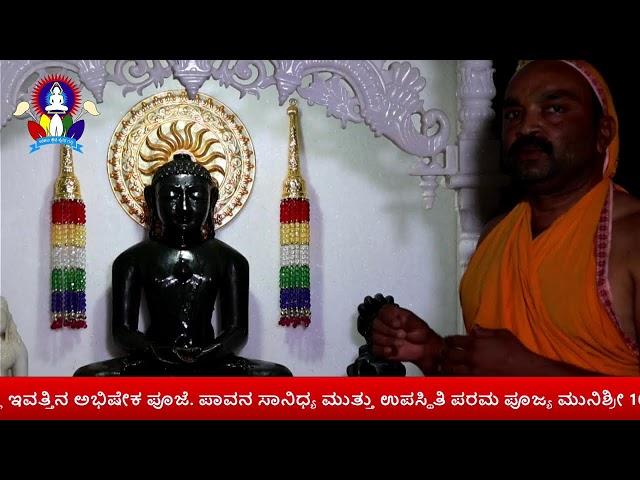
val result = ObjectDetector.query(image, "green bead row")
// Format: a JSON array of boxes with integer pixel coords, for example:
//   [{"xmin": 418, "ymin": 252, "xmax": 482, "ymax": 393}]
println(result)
[
  {"xmin": 51, "ymin": 268, "xmax": 86, "ymax": 291},
  {"xmin": 279, "ymin": 265, "xmax": 310, "ymax": 289}
]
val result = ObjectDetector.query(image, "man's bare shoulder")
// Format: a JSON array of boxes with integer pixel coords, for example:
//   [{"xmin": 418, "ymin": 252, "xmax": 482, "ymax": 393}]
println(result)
[
  {"xmin": 613, "ymin": 189, "xmax": 640, "ymax": 220},
  {"xmin": 612, "ymin": 190, "xmax": 640, "ymax": 265}
]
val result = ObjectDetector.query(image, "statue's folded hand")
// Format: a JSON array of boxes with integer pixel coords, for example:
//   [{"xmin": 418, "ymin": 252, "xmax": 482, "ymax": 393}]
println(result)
[
  {"xmin": 197, "ymin": 342, "xmax": 223, "ymax": 361},
  {"xmin": 172, "ymin": 345, "xmax": 203, "ymax": 363},
  {"xmin": 149, "ymin": 343, "xmax": 182, "ymax": 364}
]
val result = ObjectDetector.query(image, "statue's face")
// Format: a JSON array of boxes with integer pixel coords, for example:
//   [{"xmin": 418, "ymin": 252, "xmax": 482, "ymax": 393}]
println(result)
[{"xmin": 154, "ymin": 174, "xmax": 211, "ymax": 233}]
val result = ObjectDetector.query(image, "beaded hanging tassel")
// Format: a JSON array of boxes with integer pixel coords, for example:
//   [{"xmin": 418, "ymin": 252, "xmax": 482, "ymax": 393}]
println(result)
[
  {"xmin": 279, "ymin": 99, "xmax": 311, "ymax": 328},
  {"xmin": 50, "ymin": 146, "xmax": 87, "ymax": 329}
]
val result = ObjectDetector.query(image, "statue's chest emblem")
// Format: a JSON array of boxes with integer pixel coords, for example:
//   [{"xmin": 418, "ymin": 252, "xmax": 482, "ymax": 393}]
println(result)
[{"xmin": 154, "ymin": 256, "xmax": 207, "ymax": 294}]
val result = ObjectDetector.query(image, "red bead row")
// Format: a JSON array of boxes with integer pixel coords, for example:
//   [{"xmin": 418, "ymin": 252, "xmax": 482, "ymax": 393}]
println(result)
[
  {"xmin": 280, "ymin": 198, "xmax": 310, "ymax": 223},
  {"xmin": 52, "ymin": 200, "xmax": 86, "ymax": 224}
]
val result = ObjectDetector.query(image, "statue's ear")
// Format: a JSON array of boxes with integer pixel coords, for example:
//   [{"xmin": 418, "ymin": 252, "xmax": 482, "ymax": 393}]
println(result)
[
  {"xmin": 210, "ymin": 184, "xmax": 219, "ymax": 210},
  {"xmin": 144, "ymin": 185, "xmax": 155, "ymax": 213},
  {"xmin": 143, "ymin": 184, "xmax": 157, "ymax": 231},
  {"xmin": 204, "ymin": 184, "xmax": 219, "ymax": 239}
]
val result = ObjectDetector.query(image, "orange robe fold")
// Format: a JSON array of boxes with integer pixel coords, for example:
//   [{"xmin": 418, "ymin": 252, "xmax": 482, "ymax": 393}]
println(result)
[{"xmin": 460, "ymin": 179, "xmax": 639, "ymax": 375}]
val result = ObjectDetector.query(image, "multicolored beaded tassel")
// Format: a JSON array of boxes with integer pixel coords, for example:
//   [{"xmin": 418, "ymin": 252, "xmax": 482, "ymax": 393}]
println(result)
[
  {"xmin": 279, "ymin": 99, "xmax": 311, "ymax": 328},
  {"xmin": 50, "ymin": 146, "xmax": 87, "ymax": 329}
]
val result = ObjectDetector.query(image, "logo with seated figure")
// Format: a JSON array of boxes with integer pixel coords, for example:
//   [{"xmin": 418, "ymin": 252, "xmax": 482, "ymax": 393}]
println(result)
[{"xmin": 12, "ymin": 74, "xmax": 100, "ymax": 153}]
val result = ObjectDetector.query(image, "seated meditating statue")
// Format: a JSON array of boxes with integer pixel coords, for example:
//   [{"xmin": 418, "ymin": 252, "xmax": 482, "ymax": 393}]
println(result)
[{"xmin": 74, "ymin": 154, "xmax": 292, "ymax": 376}]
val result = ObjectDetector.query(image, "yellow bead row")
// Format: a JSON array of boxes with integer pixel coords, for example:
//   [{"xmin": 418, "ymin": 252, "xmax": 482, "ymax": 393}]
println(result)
[
  {"xmin": 280, "ymin": 222, "xmax": 310, "ymax": 245},
  {"xmin": 51, "ymin": 224, "xmax": 86, "ymax": 247}
]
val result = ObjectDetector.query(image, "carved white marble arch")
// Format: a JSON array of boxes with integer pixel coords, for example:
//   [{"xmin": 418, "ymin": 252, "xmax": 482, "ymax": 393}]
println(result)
[
  {"xmin": 1, "ymin": 60, "xmax": 451, "ymax": 157},
  {"xmin": 1, "ymin": 59, "xmax": 504, "ymax": 332}
]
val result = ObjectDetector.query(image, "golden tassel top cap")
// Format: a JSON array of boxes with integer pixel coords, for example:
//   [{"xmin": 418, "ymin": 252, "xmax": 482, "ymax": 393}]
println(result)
[
  {"xmin": 282, "ymin": 99, "xmax": 307, "ymax": 198},
  {"xmin": 54, "ymin": 146, "xmax": 82, "ymax": 200},
  {"xmin": 287, "ymin": 98, "xmax": 299, "ymax": 116}
]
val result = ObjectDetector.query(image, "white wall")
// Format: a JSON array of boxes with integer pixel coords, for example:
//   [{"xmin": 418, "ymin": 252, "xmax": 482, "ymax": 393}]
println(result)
[{"xmin": 0, "ymin": 60, "xmax": 459, "ymax": 376}]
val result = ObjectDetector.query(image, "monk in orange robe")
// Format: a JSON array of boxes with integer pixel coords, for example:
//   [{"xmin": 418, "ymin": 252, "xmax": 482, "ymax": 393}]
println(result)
[{"xmin": 372, "ymin": 60, "xmax": 640, "ymax": 375}]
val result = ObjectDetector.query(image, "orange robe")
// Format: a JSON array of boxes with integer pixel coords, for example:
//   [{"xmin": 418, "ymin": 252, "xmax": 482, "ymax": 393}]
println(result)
[{"xmin": 460, "ymin": 179, "xmax": 639, "ymax": 375}]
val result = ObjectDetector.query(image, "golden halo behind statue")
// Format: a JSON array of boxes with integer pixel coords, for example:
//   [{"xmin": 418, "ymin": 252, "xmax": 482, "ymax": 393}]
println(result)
[{"xmin": 107, "ymin": 90, "xmax": 255, "ymax": 229}]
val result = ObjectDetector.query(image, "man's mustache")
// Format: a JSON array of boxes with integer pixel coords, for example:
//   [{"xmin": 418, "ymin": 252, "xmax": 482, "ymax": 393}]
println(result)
[{"xmin": 507, "ymin": 135, "xmax": 554, "ymax": 158}]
